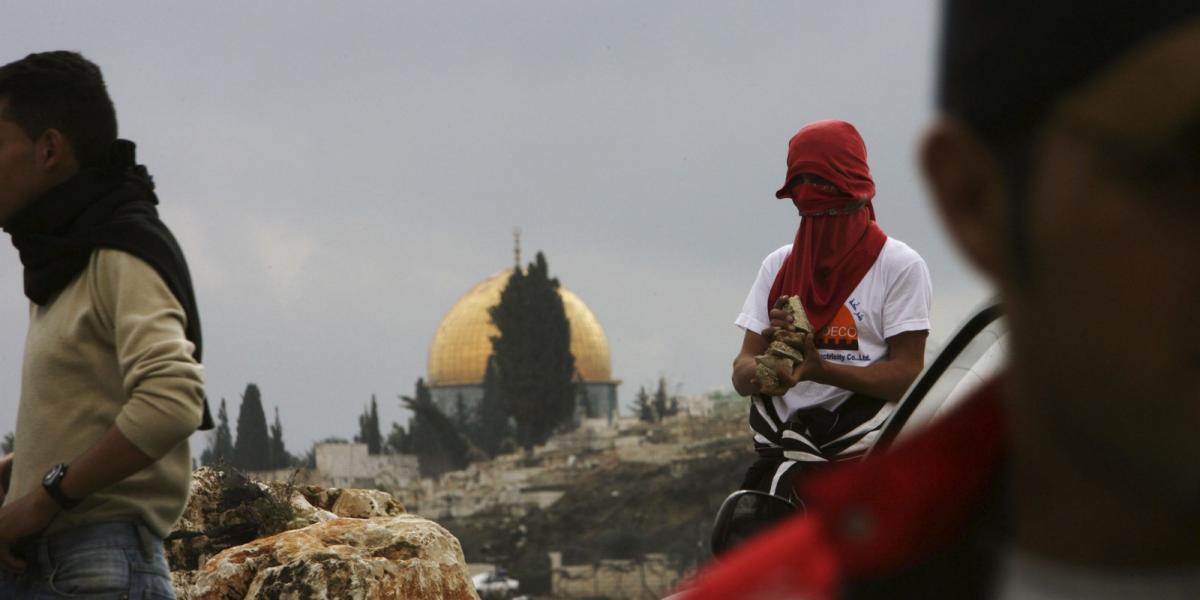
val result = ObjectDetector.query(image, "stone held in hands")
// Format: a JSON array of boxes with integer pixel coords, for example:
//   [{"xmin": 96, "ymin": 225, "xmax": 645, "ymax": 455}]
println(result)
[{"xmin": 754, "ymin": 296, "xmax": 814, "ymax": 397}]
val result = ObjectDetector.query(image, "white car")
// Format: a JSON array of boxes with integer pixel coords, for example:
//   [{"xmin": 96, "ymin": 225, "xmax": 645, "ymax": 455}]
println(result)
[
  {"xmin": 870, "ymin": 300, "xmax": 1006, "ymax": 452},
  {"xmin": 473, "ymin": 571, "xmax": 519, "ymax": 599}
]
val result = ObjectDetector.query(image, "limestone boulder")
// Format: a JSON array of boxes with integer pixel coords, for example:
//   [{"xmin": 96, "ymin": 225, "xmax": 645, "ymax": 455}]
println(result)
[
  {"xmin": 171, "ymin": 570, "xmax": 198, "ymax": 600},
  {"xmin": 299, "ymin": 486, "xmax": 405, "ymax": 519},
  {"xmin": 167, "ymin": 467, "xmax": 329, "ymax": 571},
  {"xmin": 189, "ymin": 515, "xmax": 479, "ymax": 600}
]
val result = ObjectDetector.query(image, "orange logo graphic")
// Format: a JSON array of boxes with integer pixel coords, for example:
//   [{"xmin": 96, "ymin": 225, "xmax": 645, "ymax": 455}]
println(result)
[{"xmin": 816, "ymin": 305, "xmax": 859, "ymax": 351}]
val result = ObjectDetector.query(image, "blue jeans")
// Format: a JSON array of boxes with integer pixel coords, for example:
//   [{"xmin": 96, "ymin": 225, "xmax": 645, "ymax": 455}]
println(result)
[{"xmin": 0, "ymin": 520, "xmax": 176, "ymax": 599}]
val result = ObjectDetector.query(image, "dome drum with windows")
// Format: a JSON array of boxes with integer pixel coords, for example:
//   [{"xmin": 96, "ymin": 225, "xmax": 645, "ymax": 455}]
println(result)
[{"xmin": 427, "ymin": 269, "xmax": 619, "ymax": 422}]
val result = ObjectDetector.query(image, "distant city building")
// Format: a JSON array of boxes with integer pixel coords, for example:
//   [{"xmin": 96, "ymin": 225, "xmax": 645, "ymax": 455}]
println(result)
[
  {"xmin": 314, "ymin": 442, "xmax": 419, "ymax": 489},
  {"xmin": 427, "ymin": 268, "xmax": 620, "ymax": 423}
]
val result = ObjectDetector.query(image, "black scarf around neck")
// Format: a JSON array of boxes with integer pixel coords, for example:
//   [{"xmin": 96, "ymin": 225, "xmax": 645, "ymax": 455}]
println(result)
[{"xmin": 4, "ymin": 139, "xmax": 214, "ymax": 430}]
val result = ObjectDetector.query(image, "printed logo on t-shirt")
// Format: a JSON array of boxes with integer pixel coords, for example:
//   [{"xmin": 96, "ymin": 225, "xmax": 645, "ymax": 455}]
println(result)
[{"xmin": 816, "ymin": 305, "xmax": 860, "ymax": 351}]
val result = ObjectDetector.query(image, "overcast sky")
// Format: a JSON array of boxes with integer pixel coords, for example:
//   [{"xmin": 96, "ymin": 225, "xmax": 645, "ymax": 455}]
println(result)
[{"xmin": 1, "ymin": 1, "xmax": 992, "ymax": 457}]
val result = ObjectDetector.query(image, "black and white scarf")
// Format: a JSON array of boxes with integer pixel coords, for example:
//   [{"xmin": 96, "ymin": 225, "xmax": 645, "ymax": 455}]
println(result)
[{"xmin": 750, "ymin": 393, "xmax": 892, "ymax": 464}]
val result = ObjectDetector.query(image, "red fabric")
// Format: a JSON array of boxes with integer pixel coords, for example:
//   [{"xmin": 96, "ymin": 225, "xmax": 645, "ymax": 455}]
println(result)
[
  {"xmin": 676, "ymin": 376, "xmax": 1007, "ymax": 600},
  {"xmin": 768, "ymin": 120, "xmax": 887, "ymax": 335},
  {"xmin": 677, "ymin": 516, "xmax": 839, "ymax": 600},
  {"xmin": 803, "ymin": 376, "xmax": 1005, "ymax": 575}
]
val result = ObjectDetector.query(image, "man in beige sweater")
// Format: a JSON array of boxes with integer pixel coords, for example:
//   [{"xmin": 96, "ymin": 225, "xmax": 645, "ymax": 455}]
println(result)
[{"xmin": 0, "ymin": 51, "xmax": 210, "ymax": 598}]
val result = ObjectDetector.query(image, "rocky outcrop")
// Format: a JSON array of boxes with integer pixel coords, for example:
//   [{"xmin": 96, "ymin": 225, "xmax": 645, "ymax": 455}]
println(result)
[
  {"xmin": 189, "ymin": 515, "xmax": 478, "ymax": 600},
  {"xmin": 169, "ymin": 468, "xmax": 475, "ymax": 600},
  {"xmin": 300, "ymin": 486, "xmax": 405, "ymax": 519}
]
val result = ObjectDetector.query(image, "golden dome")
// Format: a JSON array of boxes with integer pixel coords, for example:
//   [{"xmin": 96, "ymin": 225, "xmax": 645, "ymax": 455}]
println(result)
[{"xmin": 428, "ymin": 269, "xmax": 614, "ymax": 387}]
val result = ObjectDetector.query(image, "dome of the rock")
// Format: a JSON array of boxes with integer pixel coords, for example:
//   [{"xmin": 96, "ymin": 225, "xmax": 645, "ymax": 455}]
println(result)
[{"xmin": 426, "ymin": 269, "xmax": 618, "ymax": 421}]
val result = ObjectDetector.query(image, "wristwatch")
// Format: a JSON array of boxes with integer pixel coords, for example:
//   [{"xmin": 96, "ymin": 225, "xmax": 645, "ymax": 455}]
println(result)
[{"xmin": 42, "ymin": 463, "xmax": 82, "ymax": 510}]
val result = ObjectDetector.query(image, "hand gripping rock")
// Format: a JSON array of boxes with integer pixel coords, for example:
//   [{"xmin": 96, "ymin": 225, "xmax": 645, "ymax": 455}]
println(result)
[{"xmin": 754, "ymin": 296, "xmax": 813, "ymax": 397}]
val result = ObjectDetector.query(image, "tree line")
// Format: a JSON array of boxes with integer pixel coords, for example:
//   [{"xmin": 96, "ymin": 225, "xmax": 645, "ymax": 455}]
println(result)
[
  {"xmin": 200, "ymin": 383, "xmax": 295, "ymax": 470},
  {"xmin": 632, "ymin": 377, "xmax": 681, "ymax": 424},
  {"xmin": 204, "ymin": 251, "xmax": 683, "ymax": 480}
]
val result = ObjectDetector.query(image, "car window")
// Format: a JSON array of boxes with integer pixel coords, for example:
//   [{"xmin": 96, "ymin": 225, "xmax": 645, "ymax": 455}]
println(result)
[
  {"xmin": 871, "ymin": 302, "xmax": 1005, "ymax": 454},
  {"xmin": 895, "ymin": 316, "xmax": 1007, "ymax": 443}
]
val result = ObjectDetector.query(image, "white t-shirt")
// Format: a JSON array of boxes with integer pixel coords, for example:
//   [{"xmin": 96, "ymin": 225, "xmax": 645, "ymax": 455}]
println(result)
[{"xmin": 735, "ymin": 237, "xmax": 932, "ymax": 416}]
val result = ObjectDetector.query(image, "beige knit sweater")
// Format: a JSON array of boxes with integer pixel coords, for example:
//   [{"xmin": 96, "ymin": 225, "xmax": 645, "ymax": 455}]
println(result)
[{"xmin": 5, "ymin": 249, "xmax": 205, "ymax": 537}]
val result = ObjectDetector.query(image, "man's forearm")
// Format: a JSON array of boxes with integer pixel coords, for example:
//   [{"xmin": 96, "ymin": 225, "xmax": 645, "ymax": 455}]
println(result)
[
  {"xmin": 813, "ymin": 359, "xmax": 921, "ymax": 403},
  {"xmin": 59, "ymin": 426, "xmax": 155, "ymax": 501},
  {"xmin": 0, "ymin": 454, "xmax": 11, "ymax": 500},
  {"xmin": 732, "ymin": 356, "xmax": 760, "ymax": 396}
]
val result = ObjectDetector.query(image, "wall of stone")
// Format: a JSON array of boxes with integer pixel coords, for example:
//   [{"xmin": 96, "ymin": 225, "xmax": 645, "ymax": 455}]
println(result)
[
  {"xmin": 241, "ymin": 467, "xmax": 324, "ymax": 485},
  {"xmin": 548, "ymin": 552, "xmax": 682, "ymax": 600},
  {"xmin": 313, "ymin": 442, "xmax": 419, "ymax": 489}
]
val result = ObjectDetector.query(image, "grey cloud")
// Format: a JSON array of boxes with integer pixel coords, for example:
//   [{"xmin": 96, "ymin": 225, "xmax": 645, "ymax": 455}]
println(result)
[{"xmin": 0, "ymin": 1, "xmax": 992, "ymax": 455}]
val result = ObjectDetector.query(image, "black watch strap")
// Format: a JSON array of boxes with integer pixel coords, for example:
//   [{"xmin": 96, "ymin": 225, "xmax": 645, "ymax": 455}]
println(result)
[{"xmin": 42, "ymin": 463, "xmax": 82, "ymax": 510}]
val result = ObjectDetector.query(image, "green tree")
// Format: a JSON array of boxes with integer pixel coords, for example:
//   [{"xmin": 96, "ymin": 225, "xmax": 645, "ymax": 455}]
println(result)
[
  {"xmin": 269, "ymin": 406, "xmax": 291, "ymax": 468},
  {"xmin": 634, "ymin": 386, "xmax": 655, "ymax": 423},
  {"xmin": 355, "ymin": 395, "xmax": 383, "ymax": 455},
  {"xmin": 472, "ymin": 356, "xmax": 514, "ymax": 456},
  {"xmin": 488, "ymin": 251, "xmax": 576, "ymax": 450},
  {"xmin": 402, "ymin": 378, "xmax": 470, "ymax": 478},
  {"xmin": 201, "ymin": 398, "xmax": 235, "ymax": 466},
  {"xmin": 385, "ymin": 422, "xmax": 409, "ymax": 454},
  {"xmin": 1, "ymin": 431, "xmax": 13, "ymax": 454},
  {"xmin": 653, "ymin": 377, "xmax": 679, "ymax": 422},
  {"xmin": 233, "ymin": 384, "xmax": 271, "ymax": 471}
]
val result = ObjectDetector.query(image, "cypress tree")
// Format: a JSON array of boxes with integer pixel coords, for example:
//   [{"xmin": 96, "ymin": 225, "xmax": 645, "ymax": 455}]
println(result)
[
  {"xmin": 653, "ymin": 377, "xmax": 669, "ymax": 422},
  {"xmin": 652, "ymin": 377, "xmax": 680, "ymax": 422},
  {"xmin": 233, "ymin": 384, "xmax": 271, "ymax": 471},
  {"xmin": 473, "ymin": 355, "xmax": 513, "ymax": 456},
  {"xmin": 269, "ymin": 406, "xmax": 289, "ymax": 468},
  {"xmin": 370, "ymin": 397, "xmax": 381, "ymax": 454},
  {"xmin": 356, "ymin": 395, "xmax": 383, "ymax": 455},
  {"xmin": 202, "ymin": 398, "xmax": 235, "ymax": 466},
  {"xmin": 385, "ymin": 422, "xmax": 409, "ymax": 455},
  {"xmin": 402, "ymin": 378, "xmax": 470, "ymax": 478},
  {"xmin": 634, "ymin": 386, "xmax": 655, "ymax": 423},
  {"xmin": 489, "ymin": 251, "xmax": 576, "ymax": 450}
]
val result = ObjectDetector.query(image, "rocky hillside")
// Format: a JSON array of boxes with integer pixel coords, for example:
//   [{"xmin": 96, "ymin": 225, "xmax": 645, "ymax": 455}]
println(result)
[{"xmin": 439, "ymin": 416, "xmax": 753, "ymax": 596}]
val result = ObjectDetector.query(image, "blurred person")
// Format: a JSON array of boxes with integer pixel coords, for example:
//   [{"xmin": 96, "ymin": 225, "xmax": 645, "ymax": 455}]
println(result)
[
  {"xmin": 0, "ymin": 51, "xmax": 211, "ymax": 599},
  {"xmin": 686, "ymin": 1, "xmax": 1200, "ymax": 598},
  {"xmin": 730, "ymin": 120, "xmax": 931, "ymax": 501}
]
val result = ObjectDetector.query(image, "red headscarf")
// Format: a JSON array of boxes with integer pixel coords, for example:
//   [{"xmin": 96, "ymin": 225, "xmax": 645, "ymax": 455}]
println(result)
[{"xmin": 768, "ymin": 120, "xmax": 888, "ymax": 335}]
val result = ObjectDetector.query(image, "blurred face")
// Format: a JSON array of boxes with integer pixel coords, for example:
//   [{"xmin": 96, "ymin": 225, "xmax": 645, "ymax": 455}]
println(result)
[
  {"xmin": 0, "ymin": 102, "xmax": 43, "ymax": 226},
  {"xmin": 1007, "ymin": 22, "xmax": 1200, "ymax": 514}
]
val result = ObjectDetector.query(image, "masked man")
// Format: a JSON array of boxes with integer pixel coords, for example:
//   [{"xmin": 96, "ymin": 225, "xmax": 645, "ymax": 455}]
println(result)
[
  {"xmin": 731, "ymin": 120, "xmax": 931, "ymax": 500},
  {"xmin": 689, "ymin": 1, "xmax": 1200, "ymax": 598}
]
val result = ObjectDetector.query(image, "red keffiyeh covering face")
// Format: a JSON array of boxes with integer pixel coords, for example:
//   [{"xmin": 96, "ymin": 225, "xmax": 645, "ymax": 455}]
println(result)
[{"xmin": 768, "ymin": 120, "xmax": 888, "ymax": 335}]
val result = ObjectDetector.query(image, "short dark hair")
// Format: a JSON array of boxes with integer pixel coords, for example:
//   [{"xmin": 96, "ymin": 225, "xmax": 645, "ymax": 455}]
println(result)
[{"xmin": 0, "ymin": 51, "xmax": 117, "ymax": 168}]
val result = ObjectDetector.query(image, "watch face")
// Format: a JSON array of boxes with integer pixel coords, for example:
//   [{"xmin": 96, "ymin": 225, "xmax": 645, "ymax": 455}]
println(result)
[{"xmin": 43, "ymin": 464, "xmax": 63, "ymax": 485}]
